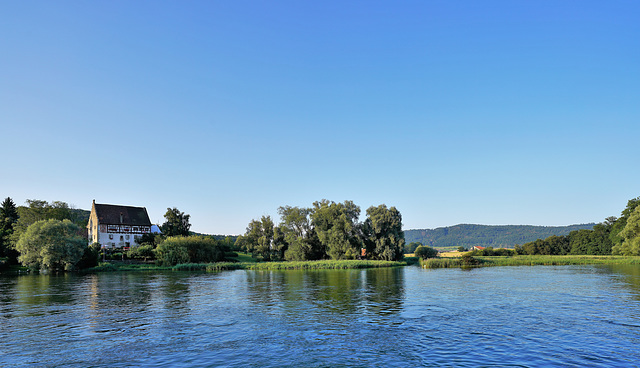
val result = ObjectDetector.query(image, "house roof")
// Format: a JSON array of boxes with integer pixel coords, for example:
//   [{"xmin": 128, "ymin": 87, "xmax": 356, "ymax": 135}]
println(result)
[{"xmin": 94, "ymin": 203, "xmax": 152, "ymax": 226}]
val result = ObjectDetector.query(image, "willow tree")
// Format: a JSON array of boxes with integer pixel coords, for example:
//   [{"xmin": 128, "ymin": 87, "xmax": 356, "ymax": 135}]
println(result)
[
  {"xmin": 15, "ymin": 219, "xmax": 86, "ymax": 271},
  {"xmin": 243, "ymin": 215, "xmax": 276, "ymax": 260},
  {"xmin": 311, "ymin": 200, "xmax": 362, "ymax": 260},
  {"xmin": 363, "ymin": 204, "xmax": 404, "ymax": 261},
  {"xmin": 278, "ymin": 205, "xmax": 322, "ymax": 261}
]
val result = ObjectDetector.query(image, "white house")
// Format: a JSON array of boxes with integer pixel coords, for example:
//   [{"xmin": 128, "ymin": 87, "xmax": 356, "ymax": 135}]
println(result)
[{"xmin": 87, "ymin": 200, "xmax": 153, "ymax": 248}]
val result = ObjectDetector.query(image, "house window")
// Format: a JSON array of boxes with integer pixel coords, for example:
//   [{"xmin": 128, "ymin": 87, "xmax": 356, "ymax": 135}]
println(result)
[
  {"xmin": 109, "ymin": 234, "xmax": 113, "ymax": 239},
  {"xmin": 120, "ymin": 235, "xmax": 124, "ymax": 241}
]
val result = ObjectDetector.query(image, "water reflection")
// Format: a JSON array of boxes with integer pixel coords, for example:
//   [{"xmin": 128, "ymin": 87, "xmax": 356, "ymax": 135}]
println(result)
[
  {"xmin": 2, "ymin": 266, "xmax": 640, "ymax": 367},
  {"xmin": 244, "ymin": 268, "xmax": 405, "ymax": 318}
]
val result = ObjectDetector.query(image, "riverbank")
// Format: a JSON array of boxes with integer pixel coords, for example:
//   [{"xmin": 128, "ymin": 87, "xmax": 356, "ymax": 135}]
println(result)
[
  {"xmin": 85, "ymin": 259, "xmax": 410, "ymax": 273},
  {"xmin": 421, "ymin": 255, "xmax": 640, "ymax": 269}
]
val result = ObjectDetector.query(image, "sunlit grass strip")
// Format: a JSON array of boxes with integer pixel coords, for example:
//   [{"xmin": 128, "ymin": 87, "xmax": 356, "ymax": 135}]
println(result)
[
  {"xmin": 203, "ymin": 259, "xmax": 406, "ymax": 271},
  {"xmin": 477, "ymin": 255, "xmax": 640, "ymax": 267},
  {"xmin": 420, "ymin": 258, "xmax": 462, "ymax": 268},
  {"xmin": 421, "ymin": 255, "xmax": 640, "ymax": 269}
]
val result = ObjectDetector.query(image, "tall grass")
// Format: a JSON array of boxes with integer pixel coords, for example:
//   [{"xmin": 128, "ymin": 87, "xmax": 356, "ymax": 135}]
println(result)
[
  {"xmin": 203, "ymin": 259, "xmax": 406, "ymax": 271},
  {"xmin": 421, "ymin": 258, "xmax": 462, "ymax": 268},
  {"xmin": 422, "ymin": 255, "xmax": 640, "ymax": 269}
]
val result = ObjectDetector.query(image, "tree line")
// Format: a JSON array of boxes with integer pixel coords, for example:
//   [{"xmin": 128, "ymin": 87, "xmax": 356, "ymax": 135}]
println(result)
[
  {"xmin": 514, "ymin": 197, "xmax": 640, "ymax": 256},
  {"xmin": 0, "ymin": 198, "xmax": 235, "ymax": 271},
  {"xmin": 235, "ymin": 200, "xmax": 405, "ymax": 262}
]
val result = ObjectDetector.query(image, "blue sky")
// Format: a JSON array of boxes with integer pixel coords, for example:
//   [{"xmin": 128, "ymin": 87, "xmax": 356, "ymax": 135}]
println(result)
[{"xmin": 1, "ymin": 1, "xmax": 639, "ymax": 235}]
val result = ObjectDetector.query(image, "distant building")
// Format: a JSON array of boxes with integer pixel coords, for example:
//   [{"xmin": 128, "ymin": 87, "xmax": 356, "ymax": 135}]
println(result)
[
  {"xmin": 87, "ymin": 200, "xmax": 153, "ymax": 248},
  {"xmin": 472, "ymin": 246, "xmax": 486, "ymax": 251}
]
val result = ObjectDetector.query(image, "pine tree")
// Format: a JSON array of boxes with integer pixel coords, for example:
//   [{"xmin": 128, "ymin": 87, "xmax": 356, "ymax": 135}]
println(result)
[{"xmin": 0, "ymin": 197, "xmax": 20, "ymax": 257}]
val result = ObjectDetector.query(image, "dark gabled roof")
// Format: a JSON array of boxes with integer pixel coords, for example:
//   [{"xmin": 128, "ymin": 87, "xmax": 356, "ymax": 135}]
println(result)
[{"xmin": 94, "ymin": 203, "xmax": 151, "ymax": 226}]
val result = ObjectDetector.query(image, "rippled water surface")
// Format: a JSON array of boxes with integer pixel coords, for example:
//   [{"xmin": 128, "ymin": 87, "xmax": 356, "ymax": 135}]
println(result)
[{"xmin": 2, "ymin": 265, "xmax": 640, "ymax": 367}]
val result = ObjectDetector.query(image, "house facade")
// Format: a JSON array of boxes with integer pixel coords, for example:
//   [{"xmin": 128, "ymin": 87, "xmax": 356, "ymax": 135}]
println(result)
[{"xmin": 87, "ymin": 200, "xmax": 153, "ymax": 248}]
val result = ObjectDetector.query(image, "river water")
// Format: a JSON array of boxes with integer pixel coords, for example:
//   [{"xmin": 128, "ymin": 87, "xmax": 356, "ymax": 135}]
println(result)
[{"xmin": 1, "ymin": 265, "xmax": 640, "ymax": 367}]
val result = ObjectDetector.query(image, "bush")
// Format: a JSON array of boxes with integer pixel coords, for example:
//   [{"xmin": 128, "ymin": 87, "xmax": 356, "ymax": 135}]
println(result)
[
  {"xmin": 155, "ymin": 236, "xmax": 227, "ymax": 266},
  {"xmin": 469, "ymin": 247, "xmax": 515, "ymax": 257},
  {"xmin": 414, "ymin": 245, "xmax": 438, "ymax": 259},
  {"xmin": 77, "ymin": 243, "xmax": 101, "ymax": 269},
  {"xmin": 461, "ymin": 254, "xmax": 481, "ymax": 267},
  {"xmin": 128, "ymin": 244, "xmax": 156, "ymax": 261}
]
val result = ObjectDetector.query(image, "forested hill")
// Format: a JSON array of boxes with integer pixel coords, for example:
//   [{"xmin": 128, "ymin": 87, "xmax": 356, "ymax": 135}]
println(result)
[{"xmin": 404, "ymin": 223, "xmax": 596, "ymax": 249}]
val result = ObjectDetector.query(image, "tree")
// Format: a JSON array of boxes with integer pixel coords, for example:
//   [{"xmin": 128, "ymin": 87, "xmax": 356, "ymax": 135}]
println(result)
[
  {"xmin": 161, "ymin": 207, "xmax": 191, "ymax": 237},
  {"xmin": 311, "ymin": 200, "xmax": 362, "ymax": 260},
  {"xmin": 404, "ymin": 242, "xmax": 422, "ymax": 254},
  {"xmin": 15, "ymin": 219, "xmax": 86, "ymax": 271},
  {"xmin": 277, "ymin": 205, "xmax": 323, "ymax": 261},
  {"xmin": 243, "ymin": 216, "xmax": 275, "ymax": 260},
  {"xmin": 612, "ymin": 206, "xmax": 640, "ymax": 256},
  {"xmin": 363, "ymin": 204, "xmax": 405, "ymax": 261},
  {"xmin": 414, "ymin": 245, "xmax": 438, "ymax": 259},
  {"xmin": 0, "ymin": 197, "xmax": 19, "ymax": 258}
]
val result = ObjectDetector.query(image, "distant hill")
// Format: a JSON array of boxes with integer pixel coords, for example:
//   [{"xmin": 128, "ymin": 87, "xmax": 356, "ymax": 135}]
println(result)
[{"xmin": 404, "ymin": 223, "xmax": 596, "ymax": 249}]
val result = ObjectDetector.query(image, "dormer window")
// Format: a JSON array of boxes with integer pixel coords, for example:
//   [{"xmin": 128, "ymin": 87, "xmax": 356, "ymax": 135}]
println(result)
[{"xmin": 120, "ymin": 213, "xmax": 124, "ymax": 224}]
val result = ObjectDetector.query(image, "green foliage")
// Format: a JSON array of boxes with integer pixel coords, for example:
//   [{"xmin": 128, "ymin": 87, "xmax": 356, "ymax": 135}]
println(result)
[
  {"xmin": 311, "ymin": 200, "xmax": 361, "ymax": 260},
  {"xmin": 135, "ymin": 232, "xmax": 160, "ymax": 247},
  {"xmin": 155, "ymin": 235, "xmax": 226, "ymax": 266},
  {"xmin": 469, "ymin": 247, "xmax": 516, "ymax": 256},
  {"xmin": 421, "ymin": 257, "xmax": 462, "ymax": 268},
  {"xmin": 363, "ymin": 204, "xmax": 405, "ymax": 261},
  {"xmin": 423, "ymin": 255, "xmax": 640, "ymax": 269},
  {"xmin": 9, "ymin": 200, "xmax": 88, "ymax": 262},
  {"xmin": 76, "ymin": 242, "xmax": 101, "ymax": 269},
  {"xmin": 414, "ymin": 245, "xmax": 438, "ymax": 259},
  {"xmin": 161, "ymin": 207, "xmax": 191, "ymax": 237},
  {"xmin": 242, "ymin": 216, "xmax": 277, "ymax": 260},
  {"xmin": 127, "ymin": 244, "xmax": 156, "ymax": 261},
  {"xmin": 612, "ymin": 206, "xmax": 640, "ymax": 256},
  {"xmin": 278, "ymin": 205, "xmax": 323, "ymax": 261},
  {"xmin": 405, "ymin": 223, "xmax": 596, "ymax": 249},
  {"xmin": 15, "ymin": 219, "xmax": 86, "ymax": 271},
  {"xmin": 0, "ymin": 197, "xmax": 19, "ymax": 259},
  {"xmin": 404, "ymin": 242, "xmax": 422, "ymax": 254}
]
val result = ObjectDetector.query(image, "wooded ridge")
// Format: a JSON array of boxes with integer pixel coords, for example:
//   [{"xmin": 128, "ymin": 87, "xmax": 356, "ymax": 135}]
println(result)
[{"xmin": 404, "ymin": 223, "xmax": 596, "ymax": 249}]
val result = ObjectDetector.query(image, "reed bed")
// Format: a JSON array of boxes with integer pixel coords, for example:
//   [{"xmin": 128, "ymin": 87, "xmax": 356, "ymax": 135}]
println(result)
[
  {"xmin": 422, "ymin": 255, "xmax": 640, "ymax": 269},
  {"xmin": 204, "ymin": 259, "xmax": 406, "ymax": 271}
]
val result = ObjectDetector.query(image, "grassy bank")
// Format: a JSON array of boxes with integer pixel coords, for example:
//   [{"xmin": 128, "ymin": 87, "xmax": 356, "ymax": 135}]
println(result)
[
  {"xmin": 85, "ymin": 259, "xmax": 407, "ymax": 273},
  {"xmin": 421, "ymin": 255, "xmax": 640, "ymax": 269}
]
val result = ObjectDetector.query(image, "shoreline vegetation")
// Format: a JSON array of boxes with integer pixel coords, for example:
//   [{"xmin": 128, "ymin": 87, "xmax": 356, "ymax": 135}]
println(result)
[
  {"xmin": 85, "ymin": 258, "xmax": 411, "ymax": 273},
  {"xmin": 420, "ymin": 255, "xmax": 640, "ymax": 269},
  {"xmin": 2, "ymin": 196, "xmax": 639, "ymax": 274}
]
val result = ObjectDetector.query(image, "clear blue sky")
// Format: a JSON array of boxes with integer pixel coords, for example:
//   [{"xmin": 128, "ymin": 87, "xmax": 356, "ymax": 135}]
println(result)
[{"xmin": 1, "ymin": 1, "xmax": 639, "ymax": 235}]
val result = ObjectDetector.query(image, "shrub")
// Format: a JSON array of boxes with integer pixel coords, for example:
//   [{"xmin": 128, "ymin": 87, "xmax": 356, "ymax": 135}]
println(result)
[
  {"xmin": 128, "ymin": 244, "xmax": 156, "ymax": 261},
  {"xmin": 77, "ymin": 243, "xmax": 101, "ymax": 269},
  {"xmin": 414, "ymin": 245, "xmax": 438, "ymax": 259},
  {"xmin": 155, "ymin": 236, "xmax": 226, "ymax": 266}
]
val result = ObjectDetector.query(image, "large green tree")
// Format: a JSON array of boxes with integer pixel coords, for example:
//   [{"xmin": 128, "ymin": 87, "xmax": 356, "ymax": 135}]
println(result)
[
  {"xmin": 363, "ymin": 204, "xmax": 405, "ymax": 261},
  {"xmin": 15, "ymin": 219, "xmax": 86, "ymax": 271},
  {"xmin": 311, "ymin": 200, "xmax": 362, "ymax": 260},
  {"xmin": 0, "ymin": 197, "xmax": 19, "ymax": 258},
  {"xmin": 242, "ymin": 215, "xmax": 276, "ymax": 260},
  {"xmin": 612, "ymin": 206, "xmax": 640, "ymax": 256},
  {"xmin": 278, "ymin": 205, "xmax": 323, "ymax": 261},
  {"xmin": 161, "ymin": 207, "xmax": 191, "ymax": 236}
]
